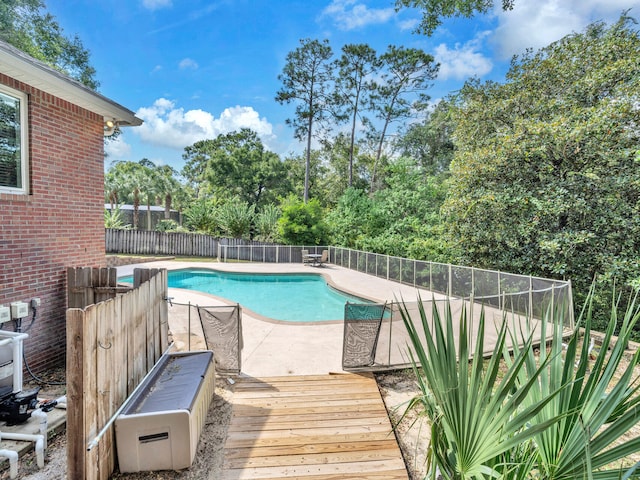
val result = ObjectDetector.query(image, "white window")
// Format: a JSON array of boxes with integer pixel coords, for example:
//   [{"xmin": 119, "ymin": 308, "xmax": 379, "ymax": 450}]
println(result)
[{"xmin": 0, "ymin": 84, "xmax": 28, "ymax": 194}]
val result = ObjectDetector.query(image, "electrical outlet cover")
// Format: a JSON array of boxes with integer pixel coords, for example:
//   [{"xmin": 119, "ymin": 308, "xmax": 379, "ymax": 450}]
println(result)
[{"xmin": 10, "ymin": 302, "xmax": 28, "ymax": 319}]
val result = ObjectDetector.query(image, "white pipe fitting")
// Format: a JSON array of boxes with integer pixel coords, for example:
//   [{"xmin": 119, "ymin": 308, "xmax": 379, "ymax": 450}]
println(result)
[
  {"xmin": 31, "ymin": 408, "xmax": 48, "ymax": 450},
  {"xmin": 0, "ymin": 432, "xmax": 45, "ymax": 469},
  {"xmin": 0, "ymin": 449, "xmax": 18, "ymax": 478},
  {"xmin": 55, "ymin": 395, "xmax": 67, "ymax": 409}
]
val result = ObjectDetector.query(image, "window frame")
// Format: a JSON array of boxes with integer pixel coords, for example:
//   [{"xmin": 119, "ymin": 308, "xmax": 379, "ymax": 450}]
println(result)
[{"xmin": 0, "ymin": 84, "xmax": 29, "ymax": 195}]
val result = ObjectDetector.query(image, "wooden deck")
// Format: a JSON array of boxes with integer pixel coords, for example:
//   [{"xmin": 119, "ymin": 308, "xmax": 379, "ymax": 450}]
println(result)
[{"xmin": 223, "ymin": 373, "xmax": 409, "ymax": 479}]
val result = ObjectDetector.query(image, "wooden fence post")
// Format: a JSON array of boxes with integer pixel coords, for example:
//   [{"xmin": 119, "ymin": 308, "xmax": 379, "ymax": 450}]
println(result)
[{"xmin": 66, "ymin": 308, "xmax": 86, "ymax": 480}]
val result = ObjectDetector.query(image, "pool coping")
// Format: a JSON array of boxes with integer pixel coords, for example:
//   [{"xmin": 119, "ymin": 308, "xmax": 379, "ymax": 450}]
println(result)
[{"xmin": 155, "ymin": 266, "xmax": 379, "ymax": 325}]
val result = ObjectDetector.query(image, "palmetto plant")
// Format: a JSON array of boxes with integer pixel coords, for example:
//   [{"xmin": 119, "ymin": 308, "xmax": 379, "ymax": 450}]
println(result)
[
  {"xmin": 399, "ymin": 299, "xmax": 561, "ymax": 480},
  {"xmin": 399, "ymin": 288, "xmax": 640, "ymax": 480},
  {"xmin": 104, "ymin": 206, "xmax": 129, "ymax": 229},
  {"xmin": 510, "ymin": 289, "xmax": 640, "ymax": 480}
]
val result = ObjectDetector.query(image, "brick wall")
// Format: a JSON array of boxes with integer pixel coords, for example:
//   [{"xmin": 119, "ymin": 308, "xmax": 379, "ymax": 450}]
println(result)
[{"xmin": 0, "ymin": 73, "xmax": 106, "ymax": 373}]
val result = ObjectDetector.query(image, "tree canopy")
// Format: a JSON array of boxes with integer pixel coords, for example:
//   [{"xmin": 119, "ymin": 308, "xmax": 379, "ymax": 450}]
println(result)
[
  {"xmin": 1, "ymin": 0, "xmax": 99, "ymax": 89},
  {"xmin": 443, "ymin": 15, "xmax": 640, "ymax": 318},
  {"xmin": 276, "ymin": 39, "xmax": 334, "ymax": 203},
  {"xmin": 182, "ymin": 128, "xmax": 290, "ymax": 210},
  {"xmin": 395, "ymin": 0, "xmax": 515, "ymax": 36}
]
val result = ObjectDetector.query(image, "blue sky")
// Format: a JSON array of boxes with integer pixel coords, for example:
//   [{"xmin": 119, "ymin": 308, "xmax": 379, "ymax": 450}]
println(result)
[{"xmin": 47, "ymin": 0, "xmax": 638, "ymax": 171}]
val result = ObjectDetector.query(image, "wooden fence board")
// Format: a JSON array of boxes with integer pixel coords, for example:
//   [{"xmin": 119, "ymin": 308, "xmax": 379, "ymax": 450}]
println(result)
[
  {"xmin": 106, "ymin": 229, "xmax": 282, "ymax": 258},
  {"xmin": 96, "ymin": 299, "xmax": 116, "ymax": 478},
  {"xmin": 84, "ymin": 305, "xmax": 99, "ymax": 480}
]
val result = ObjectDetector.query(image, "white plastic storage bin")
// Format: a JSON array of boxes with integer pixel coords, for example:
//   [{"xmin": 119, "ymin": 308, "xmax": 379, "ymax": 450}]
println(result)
[{"xmin": 115, "ymin": 350, "xmax": 215, "ymax": 473}]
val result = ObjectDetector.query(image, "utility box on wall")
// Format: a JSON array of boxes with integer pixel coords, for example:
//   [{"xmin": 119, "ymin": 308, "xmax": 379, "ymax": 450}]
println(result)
[{"xmin": 115, "ymin": 351, "xmax": 215, "ymax": 473}]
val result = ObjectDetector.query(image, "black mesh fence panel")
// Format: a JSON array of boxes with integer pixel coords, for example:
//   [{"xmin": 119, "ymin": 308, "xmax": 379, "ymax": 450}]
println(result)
[
  {"xmin": 197, "ymin": 305, "xmax": 242, "ymax": 375},
  {"xmin": 342, "ymin": 303, "xmax": 387, "ymax": 370}
]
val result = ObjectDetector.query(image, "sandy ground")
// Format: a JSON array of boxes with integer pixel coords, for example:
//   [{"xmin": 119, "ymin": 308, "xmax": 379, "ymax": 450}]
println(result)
[{"xmin": 11, "ymin": 372, "xmax": 426, "ymax": 480}]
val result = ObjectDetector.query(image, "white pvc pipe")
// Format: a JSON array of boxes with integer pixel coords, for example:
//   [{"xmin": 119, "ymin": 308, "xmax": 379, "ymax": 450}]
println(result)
[
  {"xmin": 55, "ymin": 395, "xmax": 67, "ymax": 409},
  {"xmin": 31, "ymin": 409, "xmax": 48, "ymax": 449},
  {"xmin": 10, "ymin": 337, "xmax": 24, "ymax": 392},
  {"xmin": 0, "ymin": 432, "xmax": 44, "ymax": 468},
  {"xmin": 0, "ymin": 449, "xmax": 18, "ymax": 478}
]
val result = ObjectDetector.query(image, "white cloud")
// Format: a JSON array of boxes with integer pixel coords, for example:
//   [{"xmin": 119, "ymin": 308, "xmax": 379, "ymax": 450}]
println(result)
[
  {"xmin": 178, "ymin": 58, "xmax": 198, "ymax": 70},
  {"xmin": 491, "ymin": 0, "xmax": 640, "ymax": 59},
  {"xmin": 434, "ymin": 33, "xmax": 493, "ymax": 81},
  {"xmin": 321, "ymin": 0, "xmax": 395, "ymax": 30},
  {"xmin": 142, "ymin": 0, "xmax": 172, "ymax": 10},
  {"xmin": 105, "ymin": 136, "xmax": 132, "ymax": 160},
  {"xmin": 398, "ymin": 18, "xmax": 420, "ymax": 31},
  {"xmin": 134, "ymin": 98, "xmax": 275, "ymax": 150}
]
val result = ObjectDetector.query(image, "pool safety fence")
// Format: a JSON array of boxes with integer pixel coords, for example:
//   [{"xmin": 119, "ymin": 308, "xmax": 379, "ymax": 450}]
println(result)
[
  {"xmin": 341, "ymin": 295, "xmax": 569, "ymax": 371},
  {"xmin": 165, "ymin": 299, "xmax": 242, "ymax": 375},
  {"xmin": 109, "ymin": 232, "xmax": 572, "ymax": 329},
  {"xmin": 342, "ymin": 302, "xmax": 387, "ymax": 369},
  {"xmin": 218, "ymin": 244, "xmax": 573, "ymax": 330},
  {"xmin": 218, "ymin": 243, "xmax": 329, "ymax": 263}
]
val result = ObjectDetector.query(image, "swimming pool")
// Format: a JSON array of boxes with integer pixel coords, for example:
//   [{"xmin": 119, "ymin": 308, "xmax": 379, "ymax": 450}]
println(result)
[{"xmin": 120, "ymin": 269, "xmax": 369, "ymax": 322}]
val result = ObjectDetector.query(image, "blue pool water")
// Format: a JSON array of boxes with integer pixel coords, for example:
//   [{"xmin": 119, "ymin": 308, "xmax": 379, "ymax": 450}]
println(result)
[{"xmin": 120, "ymin": 269, "xmax": 369, "ymax": 322}]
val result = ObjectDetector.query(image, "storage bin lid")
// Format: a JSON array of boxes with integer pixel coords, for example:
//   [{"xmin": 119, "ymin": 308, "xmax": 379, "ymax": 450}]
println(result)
[{"xmin": 125, "ymin": 351, "xmax": 214, "ymax": 414}]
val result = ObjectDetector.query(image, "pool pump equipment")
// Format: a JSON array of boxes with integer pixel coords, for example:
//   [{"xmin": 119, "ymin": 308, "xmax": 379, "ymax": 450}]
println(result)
[
  {"xmin": 0, "ymin": 387, "xmax": 40, "ymax": 425},
  {"xmin": 0, "ymin": 305, "xmax": 46, "ymax": 424}
]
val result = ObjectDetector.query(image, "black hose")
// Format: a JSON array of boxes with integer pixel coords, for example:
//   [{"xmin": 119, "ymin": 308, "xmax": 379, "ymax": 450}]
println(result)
[
  {"xmin": 15, "ymin": 306, "xmax": 66, "ymax": 386},
  {"xmin": 23, "ymin": 350, "xmax": 66, "ymax": 386}
]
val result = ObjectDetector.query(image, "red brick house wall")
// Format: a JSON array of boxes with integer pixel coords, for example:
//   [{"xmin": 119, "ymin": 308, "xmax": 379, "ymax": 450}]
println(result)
[{"xmin": 0, "ymin": 72, "xmax": 107, "ymax": 372}]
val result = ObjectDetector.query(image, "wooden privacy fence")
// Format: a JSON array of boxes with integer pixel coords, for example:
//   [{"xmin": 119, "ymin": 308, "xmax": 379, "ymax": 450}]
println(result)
[
  {"xmin": 66, "ymin": 267, "xmax": 169, "ymax": 480},
  {"xmin": 106, "ymin": 229, "xmax": 218, "ymax": 257},
  {"xmin": 105, "ymin": 228, "xmax": 273, "ymax": 258}
]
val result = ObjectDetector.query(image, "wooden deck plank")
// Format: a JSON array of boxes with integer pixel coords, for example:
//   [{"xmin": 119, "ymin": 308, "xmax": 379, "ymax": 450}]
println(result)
[
  {"xmin": 225, "ymin": 439, "xmax": 400, "ymax": 459},
  {"xmin": 227, "ymin": 415, "xmax": 390, "ymax": 432},
  {"xmin": 222, "ymin": 458, "xmax": 407, "ymax": 479},
  {"xmin": 231, "ymin": 403, "xmax": 388, "ymax": 417},
  {"xmin": 223, "ymin": 374, "xmax": 408, "ymax": 480},
  {"xmin": 225, "ymin": 447, "xmax": 405, "ymax": 469}
]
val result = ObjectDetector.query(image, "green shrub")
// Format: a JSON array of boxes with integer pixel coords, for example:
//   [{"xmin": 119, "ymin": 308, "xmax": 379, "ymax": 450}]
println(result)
[{"xmin": 278, "ymin": 196, "xmax": 328, "ymax": 245}]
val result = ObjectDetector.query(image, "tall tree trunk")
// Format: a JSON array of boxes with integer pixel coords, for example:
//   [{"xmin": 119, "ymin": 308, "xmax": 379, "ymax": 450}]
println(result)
[
  {"xmin": 146, "ymin": 200, "xmax": 152, "ymax": 231},
  {"xmin": 371, "ymin": 118, "xmax": 390, "ymax": 194},
  {"xmin": 133, "ymin": 187, "xmax": 140, "ymax": 230},
  {"xmin": 371, "ymin": 95, "xmax": 396, "ymax": 193},
  {"xmin": 348, "ymin": 90, "xmax": 361, "ymax": 187},
  {"xmin": 164, "ymin": 193, "xmax": 172, "ymax": 219},
  {"xmin": 304, "ymin": 99, "xmax": 313, "ymax": 203}
]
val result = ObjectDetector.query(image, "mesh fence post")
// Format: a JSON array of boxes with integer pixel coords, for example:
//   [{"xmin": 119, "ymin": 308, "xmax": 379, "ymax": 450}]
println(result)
[
  {"xmin": 529, "ymin": 275, "xmax": 533, "ymax": 321},
  {"xmin": 387, "ymin": 255, "xmax": 390, "ymax": 281},
  {"xmin": 498, "ymin": 271, "xmax": 502, "ymax": 311},
  {"xmin": 188, "ymin": 301, "xmax": 192, "ymax": 351}
]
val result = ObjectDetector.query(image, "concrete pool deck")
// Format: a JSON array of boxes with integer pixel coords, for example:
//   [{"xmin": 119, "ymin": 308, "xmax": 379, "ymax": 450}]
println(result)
[{"xmin": 117, "ymin": 260, "xmax": 439, "ymax": 377}]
